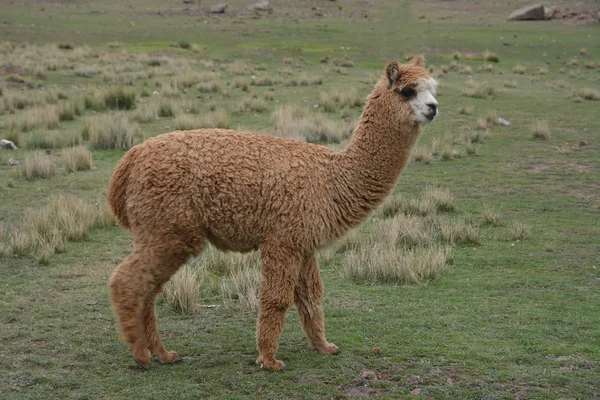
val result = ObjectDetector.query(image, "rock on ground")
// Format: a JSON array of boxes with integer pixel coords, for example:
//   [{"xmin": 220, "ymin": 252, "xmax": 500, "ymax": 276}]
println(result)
[
  {"xmin": 210, "ymin": 3, "xmax": 227, "ymax": 13},
  {"xmin": 0, "ymin": 139, "xmax": 18, "ymax": 150},
  {"xmin": 249, "ymin": 0, "xmax": 271, "ymax": 11},
  {"xmin": 508, "ymin": 4, "xmax": 546, "ymax": 20}
]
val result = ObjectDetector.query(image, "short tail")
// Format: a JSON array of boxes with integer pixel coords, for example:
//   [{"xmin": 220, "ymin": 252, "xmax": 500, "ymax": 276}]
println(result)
[{"xmin": 107, "ymin": 145, "xmax": 142, "ymax": 229}]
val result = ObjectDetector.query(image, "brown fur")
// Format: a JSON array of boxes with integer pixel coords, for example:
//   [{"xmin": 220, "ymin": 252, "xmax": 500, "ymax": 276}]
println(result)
[{"xmin": 107, "ymin": 58, "xmax": 434, "ymax": 371}]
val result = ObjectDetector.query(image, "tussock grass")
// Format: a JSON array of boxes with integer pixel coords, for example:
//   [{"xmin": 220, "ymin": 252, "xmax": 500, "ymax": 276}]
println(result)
[
  {"xmin": 320, "ymin": 89, "xmax": 363, "ymax": 112},
  {"xmin": 24, "ymin": 129, "xmax": 67, "ymax": 149},
  {"xmin": 482, "ymin": 205, "xmax": 503, "ymax": 226},
  {"xmin": 462, "ymin": 81, "xmax": 496, "ymax": 99},
  {"xmin": 21, "ymin": 150, "xmax": 56, "ymax": 180},
  {"xmin": 219, "ymin": 252, "xmax": 262, "ymax": 312},
  {"xmin": 413, "ymin": 145, "xmax": 433, "ymax": 163},
  {"xmin": 10, "ymin": 106, "xmax": 60, "ymax": 132},
  {"xmin": 158, "ymin": 98, "xmax": 176, "ymax": 118},
  {"xmin": 486, "ymin": 110, "xmax": 499, "ymax": 125},
  {"xmin": 458, "ymin": 105, "xmax": 474, "ymax": 115},
  {"xmin": 533, "ymin": 120, "xmax": 551, "ymax": 140},
  {"xmin": 272, "ymin": 105, "xmax": 353, "ymax": 143},
  {"xmin": 556, "ymin": 142, "xmax": 571, "ymax": 154},
  {"xmin": 482, "ymin": 50, "xmax": 499, "ymax": 63},
  {"xmin": 84, "ymin": 89, "xmax": 107, "ymax": 111},
  {"xmin": 458, "ymin": 65, "xmax": 473, "ymax": 75},
  {"xmin": 342, "ymin": 244, "xmax": 452, "ymax": 285},
  {"xmin": 197, "ymin": 81, "xmax": 220, "ymax": 93},
  {"xmin": 463, "ymin": 128, "xmax": 490, "ymax": 144},
  {"xmin": 572, "ymin": 88, "xmax": 600, "ymax": 101},
  {"xmin": 232, "ymin": 78, "xmax": 250, "ymax": 92},
  {"xmin": 333, "ymin": 55, "xmax": 355, "ymax": 68},
  {"xmin": 378, "ymin": 195, "xmax": 407, "ymax": 219},
  {"xmin": 233, "ymin": 97, "xmax": 266, "ymax": 115},
  {"xmin": 163, "ymin": 264, "xmax": 202, "ymax": 314},
  {"xmin": 504, "ymin": 80, "xmax": 517, "ymax": 88},
  {"xmin": 0, "ymin": 222, "xmax": 9, "ymax": 257},
  {"xmin": 176, "ymin": 110, "xmax": 230, "ymax": 130},
  {"xmin": 479, "ymin": 63, "xmax": 494, "ymax": 73},
  {"xmin": 132, "ymin": 103, "xmax": 159, "ymax": 123},
  {"xmin": 61, "ymin": 146, "xmax": 93, "ymax": 173},
  {"xmin": 58, "ymin": 100, "xmax": 82, "ymax": 121},
  {"xmin": 510, "ymin": 221, "xmax": 531, "ymax": 241},
  {"xmin": 103, "ymin": 87, "xmax": 136, "ymax": 110},
  {"xmin": 513, "ymin": 64, "xmax": 527, "ymax": 74},
  {"xmin": 0, "ymin": 90, "xmax": 40, "ymax": 114},
  {"xmin": 433, "ymin": 216, "xmax": 482, "ymax": 245},
  {"xmin": 9, "ymin": 194, "xmax": 110, "ymax": 261},
  {"xmin": 424, "ymin": 186, "xmax": 455, "ymax": 212},
  {"xmin": 85, "ymin": 114, "xmax": 141, "ymax": 150}
]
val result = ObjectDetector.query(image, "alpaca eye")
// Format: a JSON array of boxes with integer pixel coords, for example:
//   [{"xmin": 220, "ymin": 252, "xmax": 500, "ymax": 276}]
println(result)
[{"xmin": 400, "ymin": 88, "xmax": 416, "ymax": 98}]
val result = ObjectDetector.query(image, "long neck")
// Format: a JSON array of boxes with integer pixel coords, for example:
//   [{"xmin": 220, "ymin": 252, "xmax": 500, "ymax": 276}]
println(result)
[{"xmin": 329, "ymin": 89, "xmax": 422, "ymax": 232}]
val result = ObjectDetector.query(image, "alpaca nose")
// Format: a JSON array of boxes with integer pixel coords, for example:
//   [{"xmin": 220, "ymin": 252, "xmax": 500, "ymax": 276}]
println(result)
[{"xmin": 427, "ymin": 103, "xmax": 438, "ymax": 114}]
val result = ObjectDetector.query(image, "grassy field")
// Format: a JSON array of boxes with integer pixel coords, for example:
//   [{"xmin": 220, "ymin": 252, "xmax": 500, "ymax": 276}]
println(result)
[{"xmin": 0, "ymin": 0, "xmax": 599, "ymax": 398}]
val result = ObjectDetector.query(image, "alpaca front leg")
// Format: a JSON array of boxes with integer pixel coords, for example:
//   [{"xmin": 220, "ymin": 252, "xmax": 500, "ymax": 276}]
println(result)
[
  {"xmin": 295, "ymin": 254, "xmax": 339, "ymax": 355},
  {"xmin": 256, "ymin": 245, "xmax": 301, "ymax": 371}
]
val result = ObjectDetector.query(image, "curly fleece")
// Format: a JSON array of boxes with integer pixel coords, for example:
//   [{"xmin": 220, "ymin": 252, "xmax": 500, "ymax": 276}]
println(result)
[{"xmin": 107, "ymin": 57, "xmax": 434, "ymax": 371}]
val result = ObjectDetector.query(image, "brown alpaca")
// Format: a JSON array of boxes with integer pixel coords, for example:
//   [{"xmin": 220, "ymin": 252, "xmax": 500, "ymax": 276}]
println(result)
[{"xmin": 107, "ymin": 56, "xmax": 438, "ymax": 371}]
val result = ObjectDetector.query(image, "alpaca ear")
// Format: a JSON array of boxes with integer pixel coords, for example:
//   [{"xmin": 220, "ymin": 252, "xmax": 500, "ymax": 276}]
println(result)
[
  {"xmin": 386, "ymin": 61, "xmax": 401, "ymax": 88},
  {"xmin": 411, "ymin": 55, "xmax": 425, "ymax": 67}
]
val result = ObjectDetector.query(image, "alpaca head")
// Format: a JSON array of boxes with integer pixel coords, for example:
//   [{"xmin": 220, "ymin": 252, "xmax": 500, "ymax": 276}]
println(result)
[{"xmin": 385, "ymin": 56, "xmax": 439, "ymax": 125}]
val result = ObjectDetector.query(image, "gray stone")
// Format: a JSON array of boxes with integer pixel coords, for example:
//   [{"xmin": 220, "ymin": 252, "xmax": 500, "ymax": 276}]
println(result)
[
  {"xmin": 0, "ymin": 139, "xmax": 17, "ymax": 150},
  {"xmin": 249, "ymin": 0, "xmax": 271, "ymax": 11},
  {"xmin": 210, "ymin": 3, "xmax": 227, "ymax": 13},
  {"xmin": 508, "ymin": 4, "xmax": 546, "ymax": 21}
]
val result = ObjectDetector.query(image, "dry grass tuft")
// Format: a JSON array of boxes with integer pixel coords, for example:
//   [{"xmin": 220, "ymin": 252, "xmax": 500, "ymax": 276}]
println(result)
[
  {"xmin": 21, "ymin": 150, "xmax": 56, "ymax": 180},
  {"xmin": 342, "ymin": 244, "xmax": 452, "ymax": 285},
  {"xmin": 61, "ymin": 146, "xmax": 93, "ymax": 173},
  {"xmin": 175, "ymin": 110, "xmax": 230, "ymax": 130},
  {"xmin": 572, "ymin": 88, "xmax": 600, "ymax": 101},
  {"xmin": 219, "ymin": 252, "xmax": 262, "ymax": 312},
  {"xmin": 503, "ymin": 80, "xmax": 517, "ymax": 88},
  {"xmin": 162, "ymin": 264, "xmax": 202, "ymax": 314},
  {"xmin": 458, "ymin": 105, "xmax": 474, "ymax": 115},
  {"xmin": 462, "ymin": 81, "xmax": 496, "ymax": 99},
  {"xmin": 513, "ymin": 65, "xmax": 527, "ymax": 74},
  {"xmin": 103, "ymin": 87, "xmax": 136, "ymax": 110},
  {"xmin": 9, "ymin": 194, "xmax": 111, "ymax": 261},
  {"xmin": 85, "ymin": 114, "xmax": 141, "ymax": 150},
  {"xmin": 510, "ymin": 221, "xmax": 531, "ymax": 241},
  {"xmin": 486, "ymin": 110, "xmax": 499, "ymax": 125},
  {"xmin": 413, "ymin": 145, "xmax": 433, "ymax": 164},
  {"xmin": 10, "ymin": 106, "xmax": 60, "ymax": 132},
  {"xmin": 132, "ymin": 103, "xmax": 159, "ymax": 123},
  {"xmin": 532, "ymin": 120, "xmax": 551, "ymax": 140},
  {"xmin": 482, "ymin": 205, "xmax": 503, "ymax": 227},
  {"xmin": 272, "ymin": 105, "xmax": 353, "ymax": 144},
  {"xmin": 482, "ymin": 50, "xmax": 499, "ymax": 63}
]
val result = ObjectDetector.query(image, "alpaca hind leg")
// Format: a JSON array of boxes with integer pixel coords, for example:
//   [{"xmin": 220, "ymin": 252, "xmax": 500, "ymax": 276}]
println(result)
[
  {"xmin": 295, "ymin": 254, "xmax": 339, "ymax": 355},
  {"xmin": 255, "ymin": 244, "xmax": 302, "ymax": 371},
  {"xmin": 108, "ymin": 248, "xmax": 156, "ymax": 368},
  {"xmin": 142, "ymin": 249, "xmax": 197, "ymax": 364}
]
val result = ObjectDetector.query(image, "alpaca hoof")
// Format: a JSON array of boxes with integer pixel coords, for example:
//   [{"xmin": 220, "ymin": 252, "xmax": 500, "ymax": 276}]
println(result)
[
  {"xmin": 257, "ymin": 358, "xmax": 286, "ymax": 371},
  {"xmin": 156, "ymin": 351, "xmax": 181, "ymax": 364},
  {"xmin": 134, "ymin": 357, "xmax": 151, "ymax": 370},
  {"xmin": 317, "ymin": 342, "xmax": 340, "ymax": 355}
]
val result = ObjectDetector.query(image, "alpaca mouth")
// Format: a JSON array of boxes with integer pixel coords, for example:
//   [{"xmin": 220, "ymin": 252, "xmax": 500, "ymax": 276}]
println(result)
[{"xmin": 425, "ymin": 112, "xmax": 436, "ymax": 122}]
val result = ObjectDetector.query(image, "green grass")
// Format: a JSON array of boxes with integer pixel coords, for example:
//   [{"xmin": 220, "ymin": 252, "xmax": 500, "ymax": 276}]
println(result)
[{"xmin": 0, "ymin": 0, "xmax": 599, "ymax": 398}]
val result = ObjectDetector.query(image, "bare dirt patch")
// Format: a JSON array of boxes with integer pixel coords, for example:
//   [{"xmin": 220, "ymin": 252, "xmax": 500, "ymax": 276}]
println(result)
[
  {"xmin": 526, "ymin": 163, "xmax": 550, "ymax": 173},
  {"xmin": 564, "ymin": 162, "xmax": 591, "ymax": 173}
]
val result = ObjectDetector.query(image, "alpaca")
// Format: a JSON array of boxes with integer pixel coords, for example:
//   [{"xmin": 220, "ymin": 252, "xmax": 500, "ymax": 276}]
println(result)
[{"xmin": 107, "ymin": 56, "xmax": 438, "ymax": 371}]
